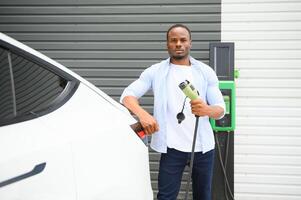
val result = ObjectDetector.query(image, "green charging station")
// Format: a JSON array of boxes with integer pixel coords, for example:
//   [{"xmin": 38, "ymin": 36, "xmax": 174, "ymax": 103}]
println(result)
[
  {"xmin": 210, "ymin": 80, "xmax": 236, "ymax": 132},
  {"xmin": 209, "ymin": 42, "xmax": 236, "ymax": 200}
]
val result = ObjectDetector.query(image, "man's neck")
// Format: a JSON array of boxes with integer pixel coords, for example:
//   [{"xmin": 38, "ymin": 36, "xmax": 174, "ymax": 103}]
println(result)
[{"xmin": 170, "ymin": 57, "xmax": 190, "ymax": 66}]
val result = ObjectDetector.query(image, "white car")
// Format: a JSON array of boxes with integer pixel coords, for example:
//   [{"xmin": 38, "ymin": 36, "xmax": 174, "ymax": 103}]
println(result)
[{"xmin": 0, "ymin": 32, "xmax": 153, "ymax": 200}]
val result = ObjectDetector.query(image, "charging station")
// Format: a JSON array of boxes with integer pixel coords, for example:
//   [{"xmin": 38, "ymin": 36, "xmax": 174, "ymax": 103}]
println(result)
[{"xmin": 209, "ymin": 43, "xmax": 236, "ymax": 200}]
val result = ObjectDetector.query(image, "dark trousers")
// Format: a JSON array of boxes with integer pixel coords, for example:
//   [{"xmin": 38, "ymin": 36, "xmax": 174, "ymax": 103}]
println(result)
[{"xmin": 157, "ymin": 148, "xmax": 215, "ymax": 200}]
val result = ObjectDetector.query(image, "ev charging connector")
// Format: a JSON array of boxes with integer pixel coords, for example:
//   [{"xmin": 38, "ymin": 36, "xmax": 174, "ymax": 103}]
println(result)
[{"xmin": 179, "ymin": 80, "xmax": 199, "ymax": 100}]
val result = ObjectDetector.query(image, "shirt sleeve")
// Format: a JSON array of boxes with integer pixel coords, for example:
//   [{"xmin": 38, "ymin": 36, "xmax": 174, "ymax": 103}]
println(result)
[
  {"xmin": 206, "ymin": 68, "xmax": 226, "ymax": 119},
  {"xmin": 120, "ymin": 67, "xmax": 153, "ymax": 104}
]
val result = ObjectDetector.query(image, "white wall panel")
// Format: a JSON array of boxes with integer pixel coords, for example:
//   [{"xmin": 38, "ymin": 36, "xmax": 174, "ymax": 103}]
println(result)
[
  {"xmin": 223, "ymin": 31, "xmax": 301, "ymax": 40},
  {"xmin": 223, "ymin": 22, "xmax": 301, "ymax": 31},
  {"xmin": 222, "ymin": 0, "xmax": 301, "ymax": 199}
]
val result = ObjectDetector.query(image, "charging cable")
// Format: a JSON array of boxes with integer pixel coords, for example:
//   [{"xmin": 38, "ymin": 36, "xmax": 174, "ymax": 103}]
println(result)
[
  {"xmin": 178, "ymin": 80, "xmax": 199, "ymax": 200},
  {"xmin": 184, "ymin": 115, "xmax": 199, "ymax": 200},
  {"xmin": 177, "ymin": 96, "xmax": 188, "ymax": 124},
  {"xmin": 215, "ymin": 132, "xmax": 235, "ymax": 200}
]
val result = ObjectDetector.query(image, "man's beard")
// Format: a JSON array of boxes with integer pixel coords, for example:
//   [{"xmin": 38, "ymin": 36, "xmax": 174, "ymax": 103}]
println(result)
[
  {"xmin": 171, "ymin": 53, "xmax": 188, "ymax": 60},
  {"xmin": 172, "ymin": 55, "xmax": 185, "ymax": 60},
  {"xmin": 169, "ymin": 49, "xmax": 189, "ymax": 61}
]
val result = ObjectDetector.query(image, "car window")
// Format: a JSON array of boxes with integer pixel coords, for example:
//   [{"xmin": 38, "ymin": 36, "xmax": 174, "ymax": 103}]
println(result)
[
  {"xmin": 0, "ymin": 45, "xmax": 74, "ymax": 126},
  {"xmin": 11, "ymin": 51, "xmax": 67, "ymax": 116},
  {"xmin": 0, "ymin": 48, "xmax": 15, "ymax": 120}
]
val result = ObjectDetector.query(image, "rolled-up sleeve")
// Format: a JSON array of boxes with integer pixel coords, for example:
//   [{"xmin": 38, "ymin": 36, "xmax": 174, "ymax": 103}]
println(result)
[
  {"xmin": 206, "ymin": 69, "xmax": 226, "ymax": 119},
  {"xmin": 120, "ymin": 67, "xmax": 153, "ymax": 104}
]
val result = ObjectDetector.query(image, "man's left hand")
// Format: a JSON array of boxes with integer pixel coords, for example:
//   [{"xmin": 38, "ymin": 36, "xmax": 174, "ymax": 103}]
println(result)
[{"xmin": 190, "ymin": 99, "xmax": 211, "ymax": 117}]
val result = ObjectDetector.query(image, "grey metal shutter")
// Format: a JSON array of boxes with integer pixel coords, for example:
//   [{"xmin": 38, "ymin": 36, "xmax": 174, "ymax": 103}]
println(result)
[{"xmin": 0, "ymin": 0, "xmax": 221, "ymax": 199}]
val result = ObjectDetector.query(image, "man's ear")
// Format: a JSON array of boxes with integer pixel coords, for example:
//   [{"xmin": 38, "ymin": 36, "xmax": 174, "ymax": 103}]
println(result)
[{"xmin": 166, "ymin": 41, "xmax": 170, "ymax": 50}]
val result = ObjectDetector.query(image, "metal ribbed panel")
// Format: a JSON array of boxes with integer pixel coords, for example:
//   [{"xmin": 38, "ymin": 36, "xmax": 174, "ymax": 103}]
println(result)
[{"xmin": 0, "ymin": 1, "xmax": 221, "ymax": 199}]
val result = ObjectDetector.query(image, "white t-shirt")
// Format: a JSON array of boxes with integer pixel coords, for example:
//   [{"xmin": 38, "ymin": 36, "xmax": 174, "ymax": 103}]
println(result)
[{"xmin": 166, "ymin": 63, "xmax": 202, "ymax": 152}]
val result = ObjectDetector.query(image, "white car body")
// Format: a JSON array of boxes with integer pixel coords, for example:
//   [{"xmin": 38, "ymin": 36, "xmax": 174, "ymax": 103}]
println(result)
[{"xmin": 0, "ymin": 32, "xmax": 153, "ymax": 200}]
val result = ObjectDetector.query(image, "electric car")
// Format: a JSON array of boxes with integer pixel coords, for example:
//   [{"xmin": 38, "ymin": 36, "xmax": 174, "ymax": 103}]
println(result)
[{"xmin": 0, "ymin": 32, "xmax": 153, "ymax": 200}]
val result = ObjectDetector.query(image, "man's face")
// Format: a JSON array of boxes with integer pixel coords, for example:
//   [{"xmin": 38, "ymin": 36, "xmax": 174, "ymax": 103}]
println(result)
[{"xmin": 167, "ymin": 27, "xmax": 192, "ymax": 61}]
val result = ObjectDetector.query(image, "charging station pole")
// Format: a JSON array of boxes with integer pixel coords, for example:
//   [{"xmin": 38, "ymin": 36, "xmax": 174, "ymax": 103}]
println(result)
[{"xmin": 209, "ymin": 43, "xmax": 236, "ymax": 200}]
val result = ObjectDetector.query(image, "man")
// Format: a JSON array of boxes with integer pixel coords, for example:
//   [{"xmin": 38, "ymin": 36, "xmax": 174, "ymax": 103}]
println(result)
[{"xmin": 120, "ymin": 24, "xmax": 225, "ymax": 200}]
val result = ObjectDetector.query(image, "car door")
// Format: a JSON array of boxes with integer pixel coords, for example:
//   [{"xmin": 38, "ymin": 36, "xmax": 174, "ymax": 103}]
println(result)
[
  {"xmin": 0, "ymin": 46, "xmax": 78, "ymax": 200},
  {"xmin": 40, "ymin": 82, "xmax": 154, "ymax": 200}
]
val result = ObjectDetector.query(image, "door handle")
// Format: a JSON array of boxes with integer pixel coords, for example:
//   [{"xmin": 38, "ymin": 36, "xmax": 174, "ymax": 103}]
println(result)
[{"xmin": 0, "ymin": 162, "xmax": 46, "ymax": 188}]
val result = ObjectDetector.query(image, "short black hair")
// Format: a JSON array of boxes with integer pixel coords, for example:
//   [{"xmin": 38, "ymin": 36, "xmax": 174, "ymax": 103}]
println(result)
[{"xmin": 166, "ymin": 24, "xmax": 191, "ymax": 40}]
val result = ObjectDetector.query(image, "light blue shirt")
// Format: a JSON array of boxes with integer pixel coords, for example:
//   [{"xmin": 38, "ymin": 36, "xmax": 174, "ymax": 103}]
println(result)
[{"xmin": 120, "ymin": 57, "xmax": 225, "ymax": 153}]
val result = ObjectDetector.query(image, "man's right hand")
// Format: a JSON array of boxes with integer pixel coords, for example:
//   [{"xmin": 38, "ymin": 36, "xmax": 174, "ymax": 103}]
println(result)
[
  {"xmin": 122, "ymin": 96, "xmax": 159, "ymax": 135},
  {"xmin": 137, "ymin": 111, "xmax": 159, "ymax": 135}
]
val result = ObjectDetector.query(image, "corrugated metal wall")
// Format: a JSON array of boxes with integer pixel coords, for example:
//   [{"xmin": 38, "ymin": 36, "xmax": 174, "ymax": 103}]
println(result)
[
  {"xmin": 0, "ymin": 0, "xmax": 221, "ymax": 199},
  {"xmin": 222, "ymin": 0, "xmax": 301, "ymax": 199}
]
